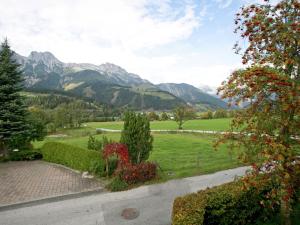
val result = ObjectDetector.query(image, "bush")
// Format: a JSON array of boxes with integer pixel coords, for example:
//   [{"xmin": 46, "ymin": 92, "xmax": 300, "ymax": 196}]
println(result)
[
  {"xmin": 120, "ymin": 111, "xmax": 153, "ymax": 164},
  {"xmin": 87, "ymin": 135, "xmax": 113, "ymax": 151},
  {"xmin": 172, "ymin": 181, "xmax": 278, "ymax": 225},
  {"xmin": 89, "ymin": 160, "xmax": 105, "ymax": 175},
  {"xmin": 107, "ymin": 176, "xmax": 129, "ymax": 192},
  {"xmin": 87, "ymin": 135, "xmax": 102, "ymax": 151},
  {"xmin": 120, "ymin": 162, "xmax": 157, "ymax": 185},
  {"xmin": 106, "ymin": 158, "xmax": 118, "ymax": 176},
  {"xmin": 0, "ymin": 155, "xmax": 9, "ymax": 162},
  {"xmin": 9, "ymin": 150, "xmax": 43, "ymax": 161},
  {"xmin": 41, "ymin": 142, "xmax": 104, "ymax": 175}
]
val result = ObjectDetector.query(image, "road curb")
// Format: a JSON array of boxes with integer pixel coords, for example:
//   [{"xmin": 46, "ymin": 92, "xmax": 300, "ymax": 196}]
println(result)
[{"xmin": 0, "ymin": 187, "xmax": 106, "ymax": 212}]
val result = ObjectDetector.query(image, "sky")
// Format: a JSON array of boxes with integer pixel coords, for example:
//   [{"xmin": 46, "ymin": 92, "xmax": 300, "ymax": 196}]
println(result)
[{"xmin": 0, "ymin": 0, "xmax": 271, "ymax": 88}]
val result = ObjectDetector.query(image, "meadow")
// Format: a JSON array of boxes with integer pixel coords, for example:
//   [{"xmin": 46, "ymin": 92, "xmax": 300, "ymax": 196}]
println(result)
[
  {"xmin": 88, "ymin": 118, "xmax": 232, "ymax": 131},
  {"xmin": 35, "ymin": 118, "xmax": 244, "ymax": 179}
]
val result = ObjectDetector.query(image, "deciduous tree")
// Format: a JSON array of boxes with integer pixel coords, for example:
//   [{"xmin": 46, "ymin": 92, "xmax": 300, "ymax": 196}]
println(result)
[
  {"xmin": 217, "ymin": 1, "xmax": 300, "ymax": 224},
  {"xmin": 173, "ymin": 105, "xmax": 196, "ymax": 129},
  {"xmin": 160, "ymin": 112, "xmax": 169, "ymax": 121},
  {"xmin": 147, "ymin": 111, "xmax": 159, "ymax": 121}
]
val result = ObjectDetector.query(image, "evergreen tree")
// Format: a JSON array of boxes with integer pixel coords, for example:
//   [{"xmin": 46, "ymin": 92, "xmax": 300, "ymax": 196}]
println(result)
[
  {"xmin": 120, "ymin": 111, "xmax": 153, "ymax": 164},
  {"xmin": 0, "ymin": 39, "xmax": 30, "ymax": 155}
]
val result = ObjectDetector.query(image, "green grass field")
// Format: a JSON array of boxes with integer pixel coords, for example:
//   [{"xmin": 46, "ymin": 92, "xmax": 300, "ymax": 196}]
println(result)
[
  {"xmin": 87, "ymin": 118, "xmax": 232, "ymax": 131},
  {"xmin": 35, "ymin": 116, "xmax": 299, "ymax": 183},
  {"xmin": 35, "ymin": 127, "xmax": 242, "ymax": 180},
  {"xmin": 49, "ymin": 118, "xmax": 233, "ymax": 139}
]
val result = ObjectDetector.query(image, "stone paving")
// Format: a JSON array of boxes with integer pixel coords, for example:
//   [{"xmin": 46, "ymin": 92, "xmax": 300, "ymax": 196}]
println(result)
[{"xmin": 0, "ymin": 160, "xmax": 104, "ymax": 206}]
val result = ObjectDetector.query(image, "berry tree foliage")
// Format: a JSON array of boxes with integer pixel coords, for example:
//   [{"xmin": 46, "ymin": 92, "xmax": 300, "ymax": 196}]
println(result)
[
  {"xmin": 217, "ymin": 1, "xmax": 299, "ymax": 224},
  {"xmin": 234, "ymin": 0, "xmax": 300, "ymax": 69}
]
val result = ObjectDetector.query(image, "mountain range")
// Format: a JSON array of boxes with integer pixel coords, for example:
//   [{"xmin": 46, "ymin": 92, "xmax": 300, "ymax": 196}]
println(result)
[{"xmin": 12, "ymin": 51, "xmax": 228, "ymax": 111}]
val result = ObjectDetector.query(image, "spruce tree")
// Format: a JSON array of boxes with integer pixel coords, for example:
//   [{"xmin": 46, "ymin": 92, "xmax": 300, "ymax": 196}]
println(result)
[
  {"xmin": 120, "ymin": 111, "xmax": 153, "ymax": 164},
  {"xmin": 0, "ymin": 39, "xmax": 30, "ymax": 155}
]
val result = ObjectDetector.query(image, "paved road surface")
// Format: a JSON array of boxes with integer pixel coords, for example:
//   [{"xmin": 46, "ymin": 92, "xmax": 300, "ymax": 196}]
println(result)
[{"xmin": 0, "ymin": 166, "xmax": 249, "ymax": 225}]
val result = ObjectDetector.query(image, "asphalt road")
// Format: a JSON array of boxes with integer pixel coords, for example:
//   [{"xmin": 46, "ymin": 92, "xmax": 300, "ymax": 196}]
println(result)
[{"xmin": 0, "ymin": 166, "xmax": 249, "ymax": 225}]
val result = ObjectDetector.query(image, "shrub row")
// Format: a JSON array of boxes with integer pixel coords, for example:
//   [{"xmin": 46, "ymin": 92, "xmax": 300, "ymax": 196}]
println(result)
[
  {"xmin": 9, "ymin": 150, "xmax": 43, "ymax": 161},
  {"xmin": 41, "ymin": 142, "xmax": 104, "ymax": 175},
  {"xmin": 120, "ymin": 162, "xmax": 157, "ymax": 185},
  {"xmin": 172, "ymin": 181, "xmax": 277, "ymax": 225}
]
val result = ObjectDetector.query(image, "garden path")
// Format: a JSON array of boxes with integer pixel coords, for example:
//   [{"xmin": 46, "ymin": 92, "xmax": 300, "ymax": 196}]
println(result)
[{"xmin": 0, "ymin": 160, "xmax": 104, "ymax": 207}]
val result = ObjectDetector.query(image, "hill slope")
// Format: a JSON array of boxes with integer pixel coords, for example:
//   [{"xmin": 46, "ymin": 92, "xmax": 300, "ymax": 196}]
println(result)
[
  {"xmin": 12, "ymin": 50, "xmax": 227, "ymax": 110},
  {"xmin": 157, "ymin": 83, "xmax": 228, "ymax": 110},
  {"xmin": 14, "ymin": 51, "xmax": 184, "ymax": 110}
]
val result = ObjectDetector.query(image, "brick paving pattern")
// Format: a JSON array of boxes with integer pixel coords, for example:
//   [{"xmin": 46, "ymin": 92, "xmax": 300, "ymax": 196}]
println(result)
[{"xmin": 0, "ymin": 161, "xmax": 103, "ymax": 206}]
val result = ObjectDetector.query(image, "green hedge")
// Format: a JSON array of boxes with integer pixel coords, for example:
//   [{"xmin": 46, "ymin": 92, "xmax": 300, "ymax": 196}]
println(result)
[
  {"xmin": 9, "ymin": 150, "xmax": 43, "ymax": 161},
  {"xmin": 172, "ymin": 181, "xmax": 277, "ymax": 225},
  {"xmin": 41, "ymin": 142, "xmax": 104, "ymax": 174}
]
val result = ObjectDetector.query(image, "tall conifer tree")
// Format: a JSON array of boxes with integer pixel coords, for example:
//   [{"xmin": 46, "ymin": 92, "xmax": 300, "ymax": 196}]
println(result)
[
  {"xmin": 120, "ymin": 111, "xmax": 153, "ymax": 164},
  {"xmin": 0, "ymin": 39, "xmax": 30, "ymax": 155}
]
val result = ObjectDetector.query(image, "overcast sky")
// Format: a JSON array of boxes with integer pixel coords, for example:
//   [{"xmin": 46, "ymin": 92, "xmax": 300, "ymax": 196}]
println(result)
[{"xmin": 0, "ymin": 0, "xmax": 272, "ymax": 88}]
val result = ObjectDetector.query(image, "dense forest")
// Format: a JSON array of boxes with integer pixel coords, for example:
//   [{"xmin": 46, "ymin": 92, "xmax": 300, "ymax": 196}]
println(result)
[{"xmin": 24, "ymin": 90, "xmax": 122, "ymax": 132}]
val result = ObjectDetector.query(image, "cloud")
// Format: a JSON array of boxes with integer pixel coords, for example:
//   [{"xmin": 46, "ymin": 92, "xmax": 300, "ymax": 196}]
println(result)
[
  {"xmin": 0, "ymin": 0, "xmax": 200, "ymax": 56},
  {"xmin": 0, "ymin": 0, "xmax": 242, "ymax": 87},
  {"xmin": 214, "ymin": 0, "xmax": 233, "ymax": 8},
  {"xmin": 150, "ymin": 62, "xmax": 240, "ymax": 87}
]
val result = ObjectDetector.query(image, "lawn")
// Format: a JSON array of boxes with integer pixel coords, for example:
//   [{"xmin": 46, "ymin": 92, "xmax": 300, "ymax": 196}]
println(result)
[
  {"xmin": 35, "ymin": 116, "xmax": 298, "ymax": 181},
  {"xmin": 87, "ymin": 118, "xmax": 232, "ymax": 131},
  {"xmin": 34, "ymin": 132, "xmax": 242, "ymax": 179},
  {"xmin": 44, "ymin": 118, "xmax": 232, "ymax": 139}
]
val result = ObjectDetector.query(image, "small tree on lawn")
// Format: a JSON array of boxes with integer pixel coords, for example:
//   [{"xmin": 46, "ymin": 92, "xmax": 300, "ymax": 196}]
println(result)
[
  {"xmin": 0, "ymin": 39, "xmax": 31, "ymax": 155},
  {"xmin": 147, "ymin": 111, "xmax": 159, "ymax": 121},
  {"xmin": 216, "ymin": 1, "xmax": 300, "ymax": 224},
  {"xmin": 214, "ymin": 109, "xmax": 228, "ymax": 119},
  {"xmin": 161, "ymin": 112, "xmax": 169, "ymax": 121},
  {"xmin": 173, "ymin": 105, "xmax": 196, "ymax": 130},
  {"xmin": 120, "ymin": 111, "xmax": 153, "ymax": 164}
]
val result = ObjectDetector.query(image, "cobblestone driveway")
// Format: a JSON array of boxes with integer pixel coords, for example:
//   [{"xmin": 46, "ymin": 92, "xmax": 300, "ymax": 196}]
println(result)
[{"xmin": 0, "ymin": 161, "xmax": 104, "ymax": 206}]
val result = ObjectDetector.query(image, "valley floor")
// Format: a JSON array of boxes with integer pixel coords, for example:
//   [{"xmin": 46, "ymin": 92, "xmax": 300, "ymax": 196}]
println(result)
[{"xmin": 34, "ymin": 131, "xmax": 243, "ymax": 180}]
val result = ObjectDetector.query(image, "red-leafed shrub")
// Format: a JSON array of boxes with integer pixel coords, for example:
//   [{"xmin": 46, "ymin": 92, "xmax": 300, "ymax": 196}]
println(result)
[
  {"xmin": 103, "ymin": 143, "xmax": 130, "ymax": 176},
  {"xmin": 103, "ymin": 143, "xmax": 157, "ymax": 186},
  {"xmin": 120, "ymin": 162, "xmax": 157, "ymax": 185}
]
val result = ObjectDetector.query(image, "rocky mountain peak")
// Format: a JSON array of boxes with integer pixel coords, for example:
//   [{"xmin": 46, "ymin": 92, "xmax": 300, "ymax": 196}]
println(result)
[
  {"xmin": 98, "ymin": 63, "xmax": 128, "ymax": 74},
  {"xmin": 28, "ymin": 51, "xmax": 63, "ymax": 68}
]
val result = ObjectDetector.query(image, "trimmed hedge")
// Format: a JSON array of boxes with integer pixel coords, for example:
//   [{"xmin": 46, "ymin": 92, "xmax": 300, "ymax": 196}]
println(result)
[
  {"xmin": 172, "ymin": 181, "xmax": 277, "ymax": 225},
  {"xmin": 41, "ymin": 142, "xmax": 104, "ymax": 174},
  {"xmin": 9, "ymin": 150, "xmax": 43, "ymax": 161}
]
